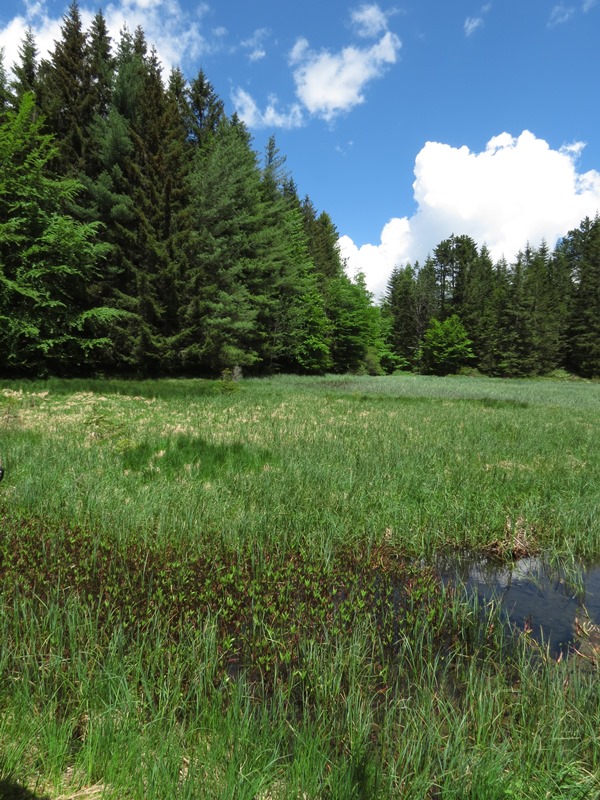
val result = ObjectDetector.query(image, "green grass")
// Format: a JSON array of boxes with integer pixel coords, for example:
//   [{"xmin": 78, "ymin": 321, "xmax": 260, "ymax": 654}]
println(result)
[
  {"xmin": 1, "ymin": 373, "xmax": 600, "ymax": 798},
  {"xmin": 2, "ymin": 373, "xmax": 600, "ymax": 556}
]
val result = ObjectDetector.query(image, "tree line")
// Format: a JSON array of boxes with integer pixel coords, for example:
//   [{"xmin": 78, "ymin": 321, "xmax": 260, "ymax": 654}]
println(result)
[
  {"xmin": 383, "ymin": 224, "xmax": 600, "ymax": 377},
  {"xmin": 1, "ymin": 2, "xmax": 599, "ymax": 379}
]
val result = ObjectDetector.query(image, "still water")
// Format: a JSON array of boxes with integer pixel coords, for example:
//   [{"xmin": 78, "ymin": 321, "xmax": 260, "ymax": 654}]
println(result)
[{"xmin": 440, "ymin": 555, "xmax": 600, "ymax": 657}]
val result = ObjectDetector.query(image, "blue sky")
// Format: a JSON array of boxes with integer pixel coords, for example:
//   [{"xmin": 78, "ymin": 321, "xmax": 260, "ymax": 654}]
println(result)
[{"xmin": 1, "ymin": 0, "xmax": 600, "ymax": 295}]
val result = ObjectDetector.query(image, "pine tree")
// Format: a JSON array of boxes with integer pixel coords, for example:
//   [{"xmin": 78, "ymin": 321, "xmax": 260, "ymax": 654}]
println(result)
[
  {"xmin": 268, "ymin": 207, "xmax": 332, "ymax": 373},
  {"xmin": 413, "ymin": 257, "xmax": 440, "ymax": 341},
  {"xmin": 491, "ymin": 256, "xmax": 534, "ymax": 377},
  {"xmin": 433, "ymin": 234, "xmax": 479, "ymax": 318},
  {"xmin": 87, "ymin": 11, "xmax": 114, "ymax": 122},
  {"xmin": 521, "ymin": 242, "xmax": 569, "ymax": 374}
]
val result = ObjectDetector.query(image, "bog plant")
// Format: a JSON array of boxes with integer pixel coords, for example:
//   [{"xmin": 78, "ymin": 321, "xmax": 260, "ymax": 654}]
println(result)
[{"xmin": 1, "ymin": 373, "xmax": 600, "ymax": 797}]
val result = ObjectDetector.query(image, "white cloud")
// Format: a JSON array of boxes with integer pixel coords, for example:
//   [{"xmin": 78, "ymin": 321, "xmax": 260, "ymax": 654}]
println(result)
[
  {"xmin": 231, "ymin": 87, "xmax": 304, "ymax": 129},
  {"xmin": 241, "ymin": 27, "xmax": 270, "ymax": 62},
  {"xmin": 289, "ymin": 30, "xmax": 401, "ymax": 121},
  {"xmin": 0, "ymin": 0, "xmax": 212, "ymax": 77},
  {"xmin": 548, "ymin": 4, "xmax": 576, "ymax": 25},
  {"xmin": 339, "ymin": 131, "xmax": 600, "ymax": 298},
  {"xmin": 583, "ymin": 0, "xmax": 597, "ymax": 11},
  {"xmin": 351, "ymin": 4, "xmax": 389, "ymax": 38},
  {"xmin": 464, "ymin": 3, "xmax": 492, "ymax": 36},
  {"xmin": 464, "ymin": 16, "xmax": 484, "ymax": 36},
  {"xmin": 235, "ymin": 5, "xmax": 401, "ymax": 130}
]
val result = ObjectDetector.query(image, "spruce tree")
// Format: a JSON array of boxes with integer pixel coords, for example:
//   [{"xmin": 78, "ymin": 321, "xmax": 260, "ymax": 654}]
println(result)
[
  {"xmin": 10, "ymin": 27, "xmax": 39, "ymax": 106},
  {"xmin": 0, "ymin": 49, "xmax": 9, "ymax": 118},
  {"xmin": 0, "ymin": 93, "xmax": 116, "ymax": 375},
  {"xmin": 187, "ymin": 68, "xmax": 225, "ymax": 145},
  {"xmin": 383, "ymin": 263, "xmax": 419, "ymax": 367},
  {"xmin": 87, "ymin": 11, "xmax": 114, "ymax": 122},
  {"xmin": 182, "ymin": 117, "xmax": 268, "ymax": 371},
  {"xmin": 562, "ymin": 216, "xmax": 600, "ymax": 376},
  {"xmin": 37, "ymin": 1, "xmax": 92, "ymax": 177},
  {"xmin": 460, "ymin": 245, "xmax": 497, "ymax": 372}
]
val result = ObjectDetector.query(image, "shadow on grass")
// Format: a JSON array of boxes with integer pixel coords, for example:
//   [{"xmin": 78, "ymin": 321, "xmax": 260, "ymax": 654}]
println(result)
[
  {"xmin": 0, "ymin": 780, "xmax": 50, "ymax": 800},
  {"xmin": 0, "ymin": 377, "xmax": 219, "ymax": 401}
]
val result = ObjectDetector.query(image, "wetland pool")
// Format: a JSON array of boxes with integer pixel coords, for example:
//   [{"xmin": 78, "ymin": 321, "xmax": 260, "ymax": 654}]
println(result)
[{"xmin": 440, "ymin": 555, "xmax": 600, "ymax": 657}]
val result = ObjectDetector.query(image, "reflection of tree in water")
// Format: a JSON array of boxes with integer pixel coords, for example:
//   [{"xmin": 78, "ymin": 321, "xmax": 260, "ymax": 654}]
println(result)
[
  {"xmin": 439, "ymin": 554, "xmax": 600, "ymax": 657},
  {"xmin": 0, "ymin": 780, "xmax": 50, "ymax": 800}
]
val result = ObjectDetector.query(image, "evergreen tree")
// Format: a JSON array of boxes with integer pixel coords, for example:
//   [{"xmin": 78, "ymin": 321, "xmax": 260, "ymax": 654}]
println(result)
[
  {"xmin": 460, "ymin": 245, "xmax": 497, "ymax": 372},
  {"xmin": 87, "ymin": 11, "xmax": 114, "ymax": 122},
  {"xmin": 0, "ymin": 93, "xmax": 116, "ymax": 375},
  {"xmin": 187, "ymin": 68, "xmax": 225, "ymax": 146},
  {"xmin": 10, "ymin": 27, "xmax": 39, "ymax": 106},
  {"xmin": 326, "ymin": 273, "xmax": 387, "ymax": 374},
  {"xmin": 0, "ymin": 49, "xmax": 9, "ymax": 118},
  {"xmin": 301, "ymin": 199, "xmax": 346, "ymax": 286},
  {"xmin": 562, "ymin": 216, "xmax": 600, "ymax": 376},
  {"xmin": 521, "ymin": 242, "xmax": 569, "ymax": 374},
  {"xmin": 433, "ymin": 234, "xmax": 479, "ymax": 317},
  {"xmin": 413, "ymin": 257, "xmax": 440, "ymax": 341},
  {"xmin": 268, "ymin": 207, "xmax": 332, "ymax": 373},
  {"xmin": 181, "ymin": 117, "xmax": 270, "ymax": 371},
  {"xmin": 491, "ymin": 256, "xmax": 534, "ymax": 377},
  {"xmin": 37, "ymin": 1, "xmax": 92, "ymax": 177},
  {"xmin": 383, "ymin": 263, "xmax": 419, "ymax": 367}
]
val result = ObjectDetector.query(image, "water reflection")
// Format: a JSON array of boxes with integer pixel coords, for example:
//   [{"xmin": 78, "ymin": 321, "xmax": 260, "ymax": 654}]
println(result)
[{"xmin": 440, "ymin": 555, "xmax": 600, "ymax": 657}]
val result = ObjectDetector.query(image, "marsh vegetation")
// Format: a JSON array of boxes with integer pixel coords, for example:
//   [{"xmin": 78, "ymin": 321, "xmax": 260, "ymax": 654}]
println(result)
[{"xmin": 1, "ymin": 374, "xmax": 600, "ymax": 798}]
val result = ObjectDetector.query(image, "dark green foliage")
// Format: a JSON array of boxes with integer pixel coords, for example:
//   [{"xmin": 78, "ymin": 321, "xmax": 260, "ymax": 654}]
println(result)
[
  {"xmin": 9, "ymin": 27, "xmax": 38, "ymax": 106},
  {"xmin": 181, "ymin": 118, "xmax": 268, "ymax": 371},
  {"xmin": 383, "ymin": 263, "xmax": 419, "ymax": 367},
  {"xmin": 267, "ymin": 206, "xmax": 332, "ymax": 373},
  {"xmin": 460, "ymin": 245, "xmax": 497, "ymax": 372},
  {"xmin": 0, "ymin": 93, "xmax": 117, "ymax": 375},
  {"xmin": 0, "ymin": 49, "xmax": 10, "ymax": 118},
  {"xmin": 562, "ymin": 216, "xmax": 600, "ymax": 376},
  {"xmin": 433, "ymin": 234, "xmax": 479, "ymax": 318},
  {"xmin": 187, "ymin": 68, "xmax": 225, "ymax": 145}
]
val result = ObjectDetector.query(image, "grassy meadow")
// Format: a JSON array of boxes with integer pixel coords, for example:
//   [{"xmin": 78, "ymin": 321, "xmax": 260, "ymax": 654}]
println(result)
[{"xmin": 1, "ymin": 373, "xmax": 600, "ymax": 798}]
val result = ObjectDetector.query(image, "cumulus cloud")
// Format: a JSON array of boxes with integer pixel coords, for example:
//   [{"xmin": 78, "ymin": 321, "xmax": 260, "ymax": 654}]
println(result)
[
  {"xmin": 351, "ymin": 3, "xmax": 389, "ymax": 38},
  {"xmin": 231, "ymin": 87, "xmax": 304, "ymax": 129},
  {"xmin": 339, "ymin": 131, "xmax": 600, "ymax": 297},
  {"xmin": 233, "ymin": 4, "xmax": 401, "ymax": 129},
  {"xmin": 289, "ymin": 29, "xmax": 401, "ymax": 121},
  {"xmin": 0, "ymin": 0, "xmax": 212, "ymax": 76}
]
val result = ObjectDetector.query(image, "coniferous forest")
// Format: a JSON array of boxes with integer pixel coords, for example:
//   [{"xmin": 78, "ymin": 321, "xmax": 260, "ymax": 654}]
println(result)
[{"xmin": 1, "ymin": 2, "xmax": 600, "ymax": 380}]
